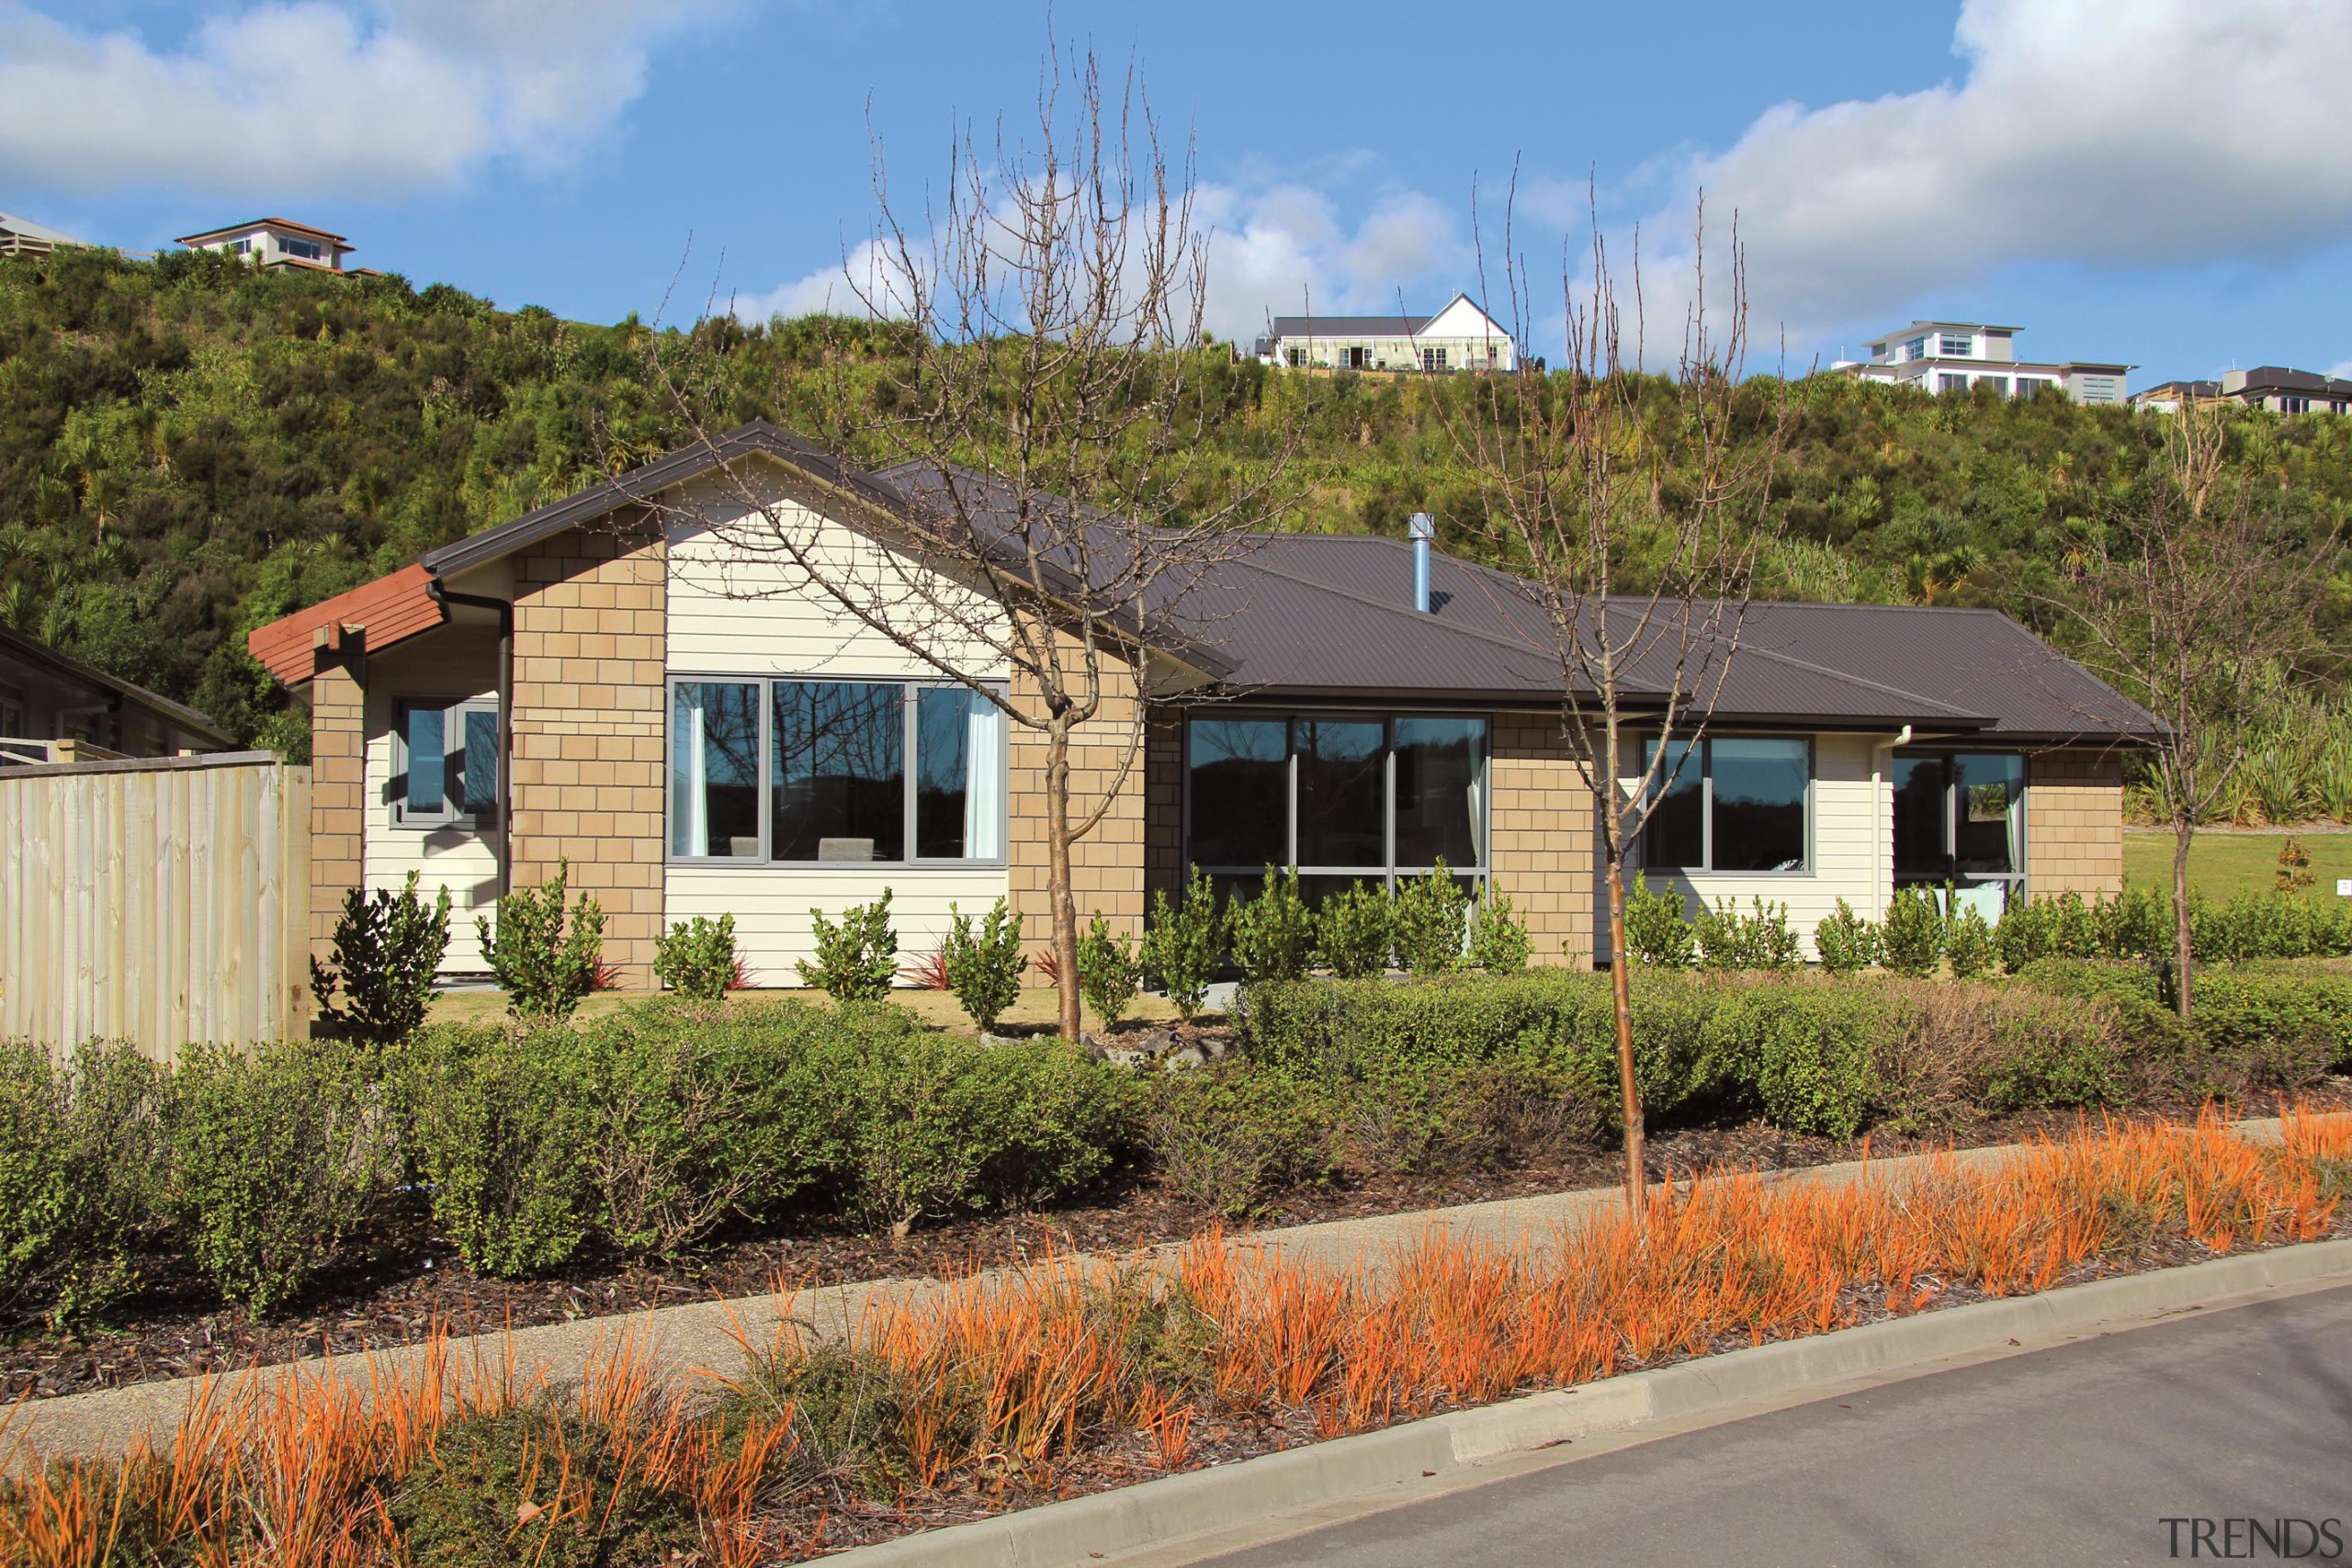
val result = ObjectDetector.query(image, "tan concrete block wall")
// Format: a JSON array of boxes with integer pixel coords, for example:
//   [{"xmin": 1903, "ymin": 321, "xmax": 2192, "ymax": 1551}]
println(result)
[
  {"xmin": 510, "ymin": 525, "xmax": 668, "ymax": 987},
  {"xmin": 2027, "ymin": 750, "xmax": 2125, "ymax": 898},
  {"xmin": 1488, "ymin": 714, "xmax": 1598, "ymax": 968},
  {"xmin": 308, "ymin": 651, "xmax": 366, "ymax": 965},
  {"xmin": 1006, "ymin": 633, "xmax": 1148, "ymax": 963}
]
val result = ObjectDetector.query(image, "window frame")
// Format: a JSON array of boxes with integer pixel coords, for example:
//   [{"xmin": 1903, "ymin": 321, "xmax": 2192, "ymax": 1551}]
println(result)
[
  {"xmin": 663, "ymin": 672, "xmax": 1011, "ymax": 869},
  {"xmin": 1892, "ymin": 748, "xmax": 2029, "ymax": 897},
  {"xmin": 1636, "ymin": 731, "xmax": 1815, "ymax": 876},
  {"xmin": 390, "ymin": 695, "xmax": 500, "ymax": 830},
  {"xmin": 1181, "ymin": 708, "xmax": 1492, "ymax": 893}
]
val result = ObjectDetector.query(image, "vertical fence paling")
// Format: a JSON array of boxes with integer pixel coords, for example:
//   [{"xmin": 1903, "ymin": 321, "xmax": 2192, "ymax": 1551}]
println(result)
[{"xmin": 0, "ymin": 754, "xmax": 311, "ymax": 1056}]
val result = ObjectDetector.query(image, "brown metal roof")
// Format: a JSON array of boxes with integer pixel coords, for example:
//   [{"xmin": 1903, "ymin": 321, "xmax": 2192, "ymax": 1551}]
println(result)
[{"xmin": 249, "ymin": 424, "xmax": 2159, "ymax": 741}]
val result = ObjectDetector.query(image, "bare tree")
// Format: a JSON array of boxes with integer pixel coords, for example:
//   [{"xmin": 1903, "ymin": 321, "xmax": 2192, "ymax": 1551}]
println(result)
[
  {"xmin": 637, "ymin": 45, "xmax": 1299, "ymax": 1038},
  {"xmin": 1443, "ymin": 188, "xmax": 1792, "ymax": 1208},
  {"xmin": 2041, "ymin": 396, "xmax": 2336, "ymax": 1018}
]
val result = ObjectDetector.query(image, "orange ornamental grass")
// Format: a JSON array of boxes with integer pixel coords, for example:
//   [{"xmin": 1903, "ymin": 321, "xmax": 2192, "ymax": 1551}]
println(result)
[{"xmin": 0, "ymin": 1107, "xmax": 2345, "ymax": 1564}]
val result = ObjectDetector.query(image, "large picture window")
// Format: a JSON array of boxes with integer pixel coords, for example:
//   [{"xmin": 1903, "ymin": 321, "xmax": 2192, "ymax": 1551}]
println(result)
[
  {"xmin": 1640, "ymin": 735, "xmax": 1810, "ymax": 874},
  {"xmin": 393, "ymin": 697, "xmax": 498, "ymax": 828},
  {"xmin": 669, "ymin": 677, "xmax": 1006, "ymax": 864},
  {"xmin": 1184, "ymin": 712, "xmax": 1488, "ymax": 899}
]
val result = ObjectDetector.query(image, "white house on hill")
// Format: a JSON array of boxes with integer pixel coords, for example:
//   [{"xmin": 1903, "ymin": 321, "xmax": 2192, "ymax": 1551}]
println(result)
[
  {"xmin": 177, "ymin": 218, "xmax": 362, "ymax": 274},
  {"xmin": 1837, "ymin": 321, "xmax": 2132, "ymax": 405},
  {"xmin": 1256, "ymin": 294, "xmax": 1515, "ymax": 372}
]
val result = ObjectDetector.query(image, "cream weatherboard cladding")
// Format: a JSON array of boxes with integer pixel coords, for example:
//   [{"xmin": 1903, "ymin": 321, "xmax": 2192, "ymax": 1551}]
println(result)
[{"xmin": 662, "ymin": 495, "xmax": 1016, "ymax": 984}]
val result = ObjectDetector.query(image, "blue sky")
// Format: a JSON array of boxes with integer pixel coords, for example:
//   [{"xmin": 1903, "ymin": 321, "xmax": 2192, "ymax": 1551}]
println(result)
[{"xmin": 7, "ymin": 0, "xmax": 2352, "ymax": 383}]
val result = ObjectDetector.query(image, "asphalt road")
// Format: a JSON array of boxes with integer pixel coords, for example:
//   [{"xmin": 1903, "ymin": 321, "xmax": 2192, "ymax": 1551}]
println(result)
[{"xmin": 1196, "ymin": 1283, "xmax": 2352, "ymax": 1568}]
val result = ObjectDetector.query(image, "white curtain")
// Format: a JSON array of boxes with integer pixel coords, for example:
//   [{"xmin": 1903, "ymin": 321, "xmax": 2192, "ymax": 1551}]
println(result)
[
  {"xmin": 684, "ymin": 699, "xmax": 707, "ymax": 855},
  {"xmin": 965, "ymin": 698, "xmax": 1003, "ymax": 859},
  {"xmin": 1464, "ymin": 754, "xmax": 1486, "ymax": 867}
]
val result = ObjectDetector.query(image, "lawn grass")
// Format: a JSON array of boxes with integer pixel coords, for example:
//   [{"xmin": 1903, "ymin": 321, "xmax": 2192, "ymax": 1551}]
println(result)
[
  {"xmin": 423, "ymin": 982, "xmax": 1196, "ymax": 1032},
  {"xmin": 2122, "ymin": 827, "xmax": 2352, "ymax": 900}
]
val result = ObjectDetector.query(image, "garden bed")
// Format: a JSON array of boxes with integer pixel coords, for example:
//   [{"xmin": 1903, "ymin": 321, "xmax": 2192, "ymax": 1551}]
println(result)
[
  {"xmin": 7, "ymin": 1110, "xmax": 2346, "ymax": 1565},
  {"xmin": 7, "ymin": 1086, "xmax": 2339, "ymax": 1404}
]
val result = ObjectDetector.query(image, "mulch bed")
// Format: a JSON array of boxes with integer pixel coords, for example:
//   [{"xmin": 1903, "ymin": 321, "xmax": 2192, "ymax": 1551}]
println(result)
[{"xmin": 6, "ymin": 1088, "xmax": 2345, "ymax": 1404}]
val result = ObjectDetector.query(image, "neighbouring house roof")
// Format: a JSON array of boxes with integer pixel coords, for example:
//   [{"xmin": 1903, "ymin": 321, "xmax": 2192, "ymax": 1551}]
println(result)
[
  {"xmin": 246, "ymin": 423, "xmax": 2159, "ymax": 743},
  {"xmin": 1268, "ymin": 314, "xmax": 1430, "ymax": 338},
  {"xmin": 176, "ymin": 217, "xmax": 351, "ymax": 248},
  {"xmin": 2132, "ymin": 379, "xmax": 2223, "ymax": 401},
  {"xmin": 0, "ymin": 626, "xmax": 233, "ymax": 745},
  {"xmin": 2231, "ymin": 367, "xmax": 2352, "ymax": 400}
]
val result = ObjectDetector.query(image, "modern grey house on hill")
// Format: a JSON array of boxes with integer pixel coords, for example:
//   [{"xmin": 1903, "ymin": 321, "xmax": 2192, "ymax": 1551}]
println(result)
[
  {"xmin": 2132, "ymin": 367, "xmax": 2352, "ymax": 415},
  {"xmin": 1838, "ymin": 321, "xmax": 2132, "ymax": 404}
]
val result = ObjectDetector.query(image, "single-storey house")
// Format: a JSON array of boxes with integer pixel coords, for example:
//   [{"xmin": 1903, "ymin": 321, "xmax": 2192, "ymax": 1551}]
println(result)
[{"xmin": 247, "ymin": 421, "xmax": 2156, "ymax": 985}]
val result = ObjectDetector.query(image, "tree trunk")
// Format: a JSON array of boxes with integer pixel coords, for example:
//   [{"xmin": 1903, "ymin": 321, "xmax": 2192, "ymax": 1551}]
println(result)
[
  {"xmin": 2172, "ymin": 818, "xmax": 2196, "ymax": 1020},
  {"xmin": 1605, "ymin": 857, "xmax": 1645, "ymax": 1210},
  {"xmin": 1045, "ymin": 717, "xmax": 1084, "ymax": 1041}
]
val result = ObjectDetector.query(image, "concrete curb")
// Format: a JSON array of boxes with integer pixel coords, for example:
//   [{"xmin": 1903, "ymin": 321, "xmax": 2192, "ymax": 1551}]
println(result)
[{"xmin": 822, "ymin": 1234, "xmax": 2352, "ymax": 1568}]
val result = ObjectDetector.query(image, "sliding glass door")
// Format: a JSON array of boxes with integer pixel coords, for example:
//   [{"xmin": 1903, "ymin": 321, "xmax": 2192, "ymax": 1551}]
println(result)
[{"xmin": 1893, "ymin": 751, "xmax": 2026, "ymax": 918}]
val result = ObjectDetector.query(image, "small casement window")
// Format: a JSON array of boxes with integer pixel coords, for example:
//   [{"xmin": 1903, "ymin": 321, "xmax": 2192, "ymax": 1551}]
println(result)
[
  {"xmin": 393, "ymin": 698, "xmax": 499, "ymax": 828},
  {"xmin": 1641, "ymin": 736, "xmax": 1811, "ymax": 874}
]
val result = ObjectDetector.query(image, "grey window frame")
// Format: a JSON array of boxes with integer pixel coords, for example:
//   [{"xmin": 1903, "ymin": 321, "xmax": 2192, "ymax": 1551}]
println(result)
[
  {"xmin": 1181, "ymin": 708, "xmax": 1492, "ymax": 893},
  {"xmin": 391, "ymin": 695, "xmax": 499, "ymax": 830},
  {"xmin": 1638, "ymin": 732, "xmax": 1815, "ymax": 876},
  {"xmin": 663, "ymin": 673, "xmax": 1011, "ymax": 869},
  {"xmin": 1939, "ymin": 333, "xmax": 1973, "ymax": 357}
]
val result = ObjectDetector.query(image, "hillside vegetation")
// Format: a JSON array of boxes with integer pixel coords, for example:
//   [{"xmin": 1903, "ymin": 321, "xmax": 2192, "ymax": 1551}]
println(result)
[{"xmin": 5, "ymin": 245, "xmax": 2349, "ymax": 757}]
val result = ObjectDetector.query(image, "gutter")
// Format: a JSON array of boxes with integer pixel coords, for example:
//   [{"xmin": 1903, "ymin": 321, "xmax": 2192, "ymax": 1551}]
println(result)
[{"xmin": 425, "ymin": 581, "xmax": 514, "ymax": 901}]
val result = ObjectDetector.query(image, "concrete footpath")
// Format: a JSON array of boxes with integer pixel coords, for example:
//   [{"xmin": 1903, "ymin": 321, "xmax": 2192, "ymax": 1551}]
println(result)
[{"xmin": 2, "ymin": 1123, "xmax": 2276, "ymax": 1461}]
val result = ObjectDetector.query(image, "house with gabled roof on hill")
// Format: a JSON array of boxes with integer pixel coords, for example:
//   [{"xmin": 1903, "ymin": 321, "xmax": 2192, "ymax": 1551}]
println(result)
[
  {"xmin": 177, "ymin": 217, "xmax": 373, "ymax": 275},
  {"xmin": 1253, "ymin": 294, "xmax": 1515, "ymax": 372},
  {"xmin": 246, "ymin": 421, "xmax": 2154, "ymax": 986}
]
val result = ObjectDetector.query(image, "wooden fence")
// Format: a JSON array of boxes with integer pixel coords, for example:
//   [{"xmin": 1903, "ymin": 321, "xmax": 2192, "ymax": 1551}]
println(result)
[{"xmin": 0, "ymin": 752, "xmax": 311, "ymax": 1055}]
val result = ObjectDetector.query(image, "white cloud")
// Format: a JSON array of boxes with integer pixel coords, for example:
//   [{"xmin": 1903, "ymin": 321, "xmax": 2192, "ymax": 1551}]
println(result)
[
  {"xmin": 738, "ymin": 177, "xmax": 1476, "ymax": 344},
  {"xmin": 1633, "ymin": 0, "xmax": 2352, "ymax": 350},
  {"xmin": 0, "ymin": 0, "xmax": 724, "ymax": 197}
]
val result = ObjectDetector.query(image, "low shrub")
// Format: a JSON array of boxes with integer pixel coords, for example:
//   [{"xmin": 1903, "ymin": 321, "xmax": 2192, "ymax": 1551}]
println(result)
[
  {"xmin": 1339, "ymin": 1056, "xmax": 1603, "ymax": 1176},
  {"xmin": 651, "ymin": 913, "xmax": 738, "ymax": 1003},
  {"xmin": 2188, "ymin": 965, "xmax": 2352, "ymax": 1091},
  {"xmin": 1142, "ymin": 868, "xmax": 1224, "ymax": 1021},
  {"xmin": 1077, "ymin": 913, "xmax": 1143, "ymax": 1027},
  {"xmin": 311, "ymin": 872, "xmax": 452, "ymax": 1042},
  {"xmin": 395, "ymin": 1026, "xmax": 601, "ymax": 1278},
  {"xmin": 1469, "ymin": 891, "xmax": 1532, "ymax": 974},
  {"xmin": 1142, "ymin": 1064, "xmax": 1340, "ymax": 1216},
  {"xmin": 1390, "ymin": 863, "xmax": 1469, "ymax": 976},
  {"xmin": 480, "ymin": 861, "xmax": 605, "ymax": 1021},
  {"xmin": 1699, "ymin": 980, "xmax": 1884, "ymax": 1139},
  {"xmin": 1944, "ymin": 904, "xmax": 1997, "ymax": 980},
  {"xmin": 1228, "ymin": 865, "xmax": 1313, "ymax": 983},
  {"xmin": 1879, "ymin": 887, "xmax": 1945, "ymax": 977},
  {"xmin": 578, "ymin": 1013, "xmax": 771, "ymax": 1261},
  {"xmin": 799, "ymin": 890, "xmax": 898, "ymax": 1003},
  {"xmin": 386, "ymin": 1402, "xmax": 705, "ymax": 1568},
  {"xmin": 835, "ymin": 1024, "xmax": 1134, "ymax": 1235},
  {"xmin": 1814, "ymin": 899, "xmax": 1879, "ymax": 976},
  {"xmin": 1314, "ymin": 880, "xmax": 1392, "ymax": 979},
  {"xmin": 1621, "ymin": 875, "xmax": 1695, "ymax": 968},
  {"xmin": 1866, "ymin": 978, "xmax": 2126, "ymax": 1126},
  {"xmin": 166, "ymin": 1040, "xmax": 394, "ymax": 1314},
  {"xmin": 942, "ymin": 897, "xmax": 1026, "ymax": 1032},
  {"xmin": 1238, "ymin": 970, "xmax": 1706, "ymax": 1126},
  {"xmin": 1694, "ymin": 897, "xmax": 1801, "ymax": 972},
  {"xmin": 0, "ymin": 1043, "xmax": 170, "ymax": 1326}
]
